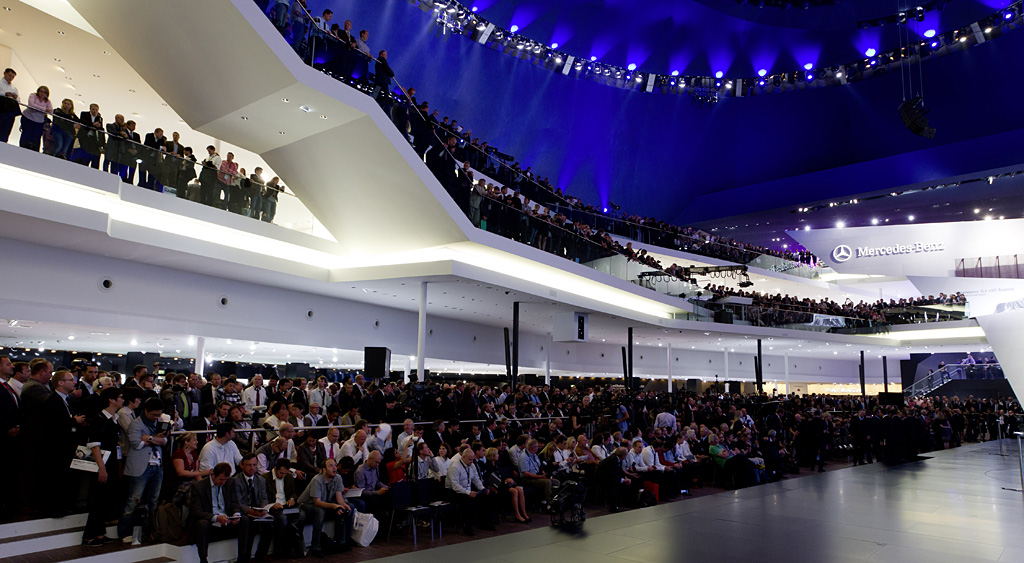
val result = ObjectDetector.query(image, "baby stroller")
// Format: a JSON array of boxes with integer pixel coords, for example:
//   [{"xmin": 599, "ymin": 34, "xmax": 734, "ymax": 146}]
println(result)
[{"xmin": 548, "ymin": 479, "xmax": 587, "ymax": 528}]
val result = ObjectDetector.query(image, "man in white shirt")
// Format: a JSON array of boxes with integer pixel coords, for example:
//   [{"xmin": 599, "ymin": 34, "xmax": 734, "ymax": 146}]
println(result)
[
  {"xmin": 242, "ymin": 375, "xmax": 267, "ymax": 412},
  {"xmin": 446, "ymin": 447, "xmax": 495, "ymax": 535},
  {"xmin": 199, "ymin": 423, "xmax": 244, "ymax": 474},
  {"xmin": 318, "ymin": 427, "xmax": 343, "ymax": 464},
  {"xmin": 309, "ymin": 377, "xmax": 333, "ymax": 411},
  {"xmin": 395, "ymin": 419, "xmax": 416, "ymax": 452},
  {"xmin": 6, "ymin": 360, "xmax": 29, "ymax": 396},
  {"xmin": 339, "ymin": 429, "xmax": 368, "ymax": 466},
  {"xmin": 0, "ymin": 68, "xmax": 18, "ymax": 143},
  {"xmin": 653, "ymin": 405, "xmax": 677, "ymax": 431}
]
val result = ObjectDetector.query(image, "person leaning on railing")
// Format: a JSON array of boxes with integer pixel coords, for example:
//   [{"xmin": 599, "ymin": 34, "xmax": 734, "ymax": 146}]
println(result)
[{"xmin": 19, "ymin": 85, "xmax": 52, "ymax": 153}]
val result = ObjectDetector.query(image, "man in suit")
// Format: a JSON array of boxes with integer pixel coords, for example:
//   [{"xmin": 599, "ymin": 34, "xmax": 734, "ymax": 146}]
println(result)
[
  {"xmin": 43, "ymin": 370, "xmax": 85, "ymax": 516},
  {"xmin": 139, "ymin": 128, "xmax": 166, "ymax": 190},
  {"xmin": 231, "ymin": 453, "xmax": 278, "ymax": 561},
  {"xmin": 190, "ymin": 462, "xmax": 249, "ymax": 563},
  {"xmin": 595, "ymin": 447, "xmax": 631, "ymax": 512},
  {"xmin": 120, "ymin": 120, "xmax": 142, "ymax": 184},
  {"xmin": 103, "ymin": 114, "xmax": 129, "ymax": 176},
  {"xmin": 118, "ymin": 398, "xmax": 168, "ymax": 541},
  {"xmin": 0, "ymin": 356, "xmax": 20, "ymax": 457},
  {"xmin": 263, "ymin": 458, "xmax": 299, "ymax": 556},
  {"xmin": 74, "ymin": 104, "xmax": 103, "ymax": 168}
]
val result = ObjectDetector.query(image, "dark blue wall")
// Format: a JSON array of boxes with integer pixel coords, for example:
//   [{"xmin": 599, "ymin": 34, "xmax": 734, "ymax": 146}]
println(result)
[{"xmin": 322, "ymin": 0, "xmax": 1024, "ymax": 223}]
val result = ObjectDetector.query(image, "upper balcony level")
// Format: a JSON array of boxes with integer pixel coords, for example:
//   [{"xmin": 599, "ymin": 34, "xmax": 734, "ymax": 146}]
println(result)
[{"xmin": 0, "ymin": 0, "xmax": 982, "ymax": 343}]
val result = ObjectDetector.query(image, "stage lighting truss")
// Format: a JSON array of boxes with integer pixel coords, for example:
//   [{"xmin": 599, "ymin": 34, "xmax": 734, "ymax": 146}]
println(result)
[{"xmin": 408, "ymin": 0, "xmax": 1023, "ymax": 105}]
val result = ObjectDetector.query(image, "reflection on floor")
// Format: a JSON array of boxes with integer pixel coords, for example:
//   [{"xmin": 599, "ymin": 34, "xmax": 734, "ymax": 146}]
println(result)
[{"xmin": 361, "ymin": 440, "xmax": 1024, "ymax": 563}]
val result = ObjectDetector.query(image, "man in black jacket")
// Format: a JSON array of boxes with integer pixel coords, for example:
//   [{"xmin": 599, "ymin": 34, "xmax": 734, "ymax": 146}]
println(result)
[
  {"xmin": 139, "ymin": 128, "xmax": 166, "ymax": 190},
  {"xmin": 190, "ymin": 462, "xmax": 249, "ymax": 563},
  {"xmin": 595, "ymin": 447, "xmax": 631, "ymax": 512}
]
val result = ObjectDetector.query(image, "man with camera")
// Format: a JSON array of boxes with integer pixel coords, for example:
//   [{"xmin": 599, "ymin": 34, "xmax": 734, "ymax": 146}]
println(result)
[
  {"xmin": 295, "ymin": 458, "xmax": 354, "ymax": 557},
  {"xmin": 118, "ymin": 397, "xmax": 168, "ymax": 542}
]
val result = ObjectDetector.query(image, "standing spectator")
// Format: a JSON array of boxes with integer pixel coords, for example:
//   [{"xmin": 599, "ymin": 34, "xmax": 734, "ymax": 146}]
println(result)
[
  {"xmin": 372, "ymin": 50, "xmax": 394, "ymax": 108},
  {"xmin": 19, "ymin": 85, "xmax": 52, "ymax": 152},
  {"xmin": 269, "ymin": 0, "xmax": 291, "ymax": 32},
  {"xmin": 103, "ymin": 114, "xmax": 129, "ymax": 176},
  {"xmin": 0, "ymin": 68, "xmax": 18, "ymax": 142},
  {"xmin": 140, "ymin": 127, "xmax": 166, "ymax": 190},
  {"xmin": 200, "ymin": 145, "xmax": 222, "ymax": 206},
  {"xmin": 262, "ymin": 176, "xmax": 282, "ymax": 222},
  {"xmin": 217, "ymin": 152, "xmax": 239, "ymax": 210},
  {"xmin": 73, "ymin": 103, "xmax": 103, "ymax": 168},
  {"xmin": 51, "ymin": 98, "xmax": 76, "ymax": 159},
  {"xmin": 289, "ymin": 0, "xmax": 311, "ymax": 56},
  {"xmin": 82, "ymin": 387, "xmax": 124, "ymax": 546},
  {"xmin": 118, "ymin": 398, "xmax": 168, "ymax": 542}
]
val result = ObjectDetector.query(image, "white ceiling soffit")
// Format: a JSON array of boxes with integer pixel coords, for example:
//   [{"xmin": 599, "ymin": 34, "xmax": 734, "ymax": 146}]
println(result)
[
  {"xmin": 18, "ymin": 0, "xmax": 97, "ymax": 36},
  {"xmin": 975, "ymin": 311, "xmax": 1024, "ymax": 401},
  {"xmin": 67, "ymin": 0, "xmax": 469, "ymax": 254}
]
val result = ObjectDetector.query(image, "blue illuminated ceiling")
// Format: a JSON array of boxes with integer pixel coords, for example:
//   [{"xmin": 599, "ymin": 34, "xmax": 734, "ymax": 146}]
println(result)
[{"xmin": 470, "ymin": 0, "xmax": 1002, "ymax": 76}]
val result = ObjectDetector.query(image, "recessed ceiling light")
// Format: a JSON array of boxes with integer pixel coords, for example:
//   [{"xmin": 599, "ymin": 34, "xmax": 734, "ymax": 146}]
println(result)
[
  {"xmin": 102, "ymin": 50, "xmax": 110, "ymax": 55},
  {"xmin": 240, "ymin": 116, "xmax": 248, "ymax": 120},
  {"xmin": 281, "ymin": 97, "xmax": 289, "ymax": 102},
  {"xmin": 279, "ymin": 131, "xmax": 286, "ymax": 135},
  {"xmin": 319, "ymin": 115, "xmax": 327, "ymax": 119}
]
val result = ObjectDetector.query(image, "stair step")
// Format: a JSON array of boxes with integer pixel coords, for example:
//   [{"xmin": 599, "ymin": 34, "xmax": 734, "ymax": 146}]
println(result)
[{"xmin": 0, "ymin": 542, "xmax": 170, "ymax": 563}]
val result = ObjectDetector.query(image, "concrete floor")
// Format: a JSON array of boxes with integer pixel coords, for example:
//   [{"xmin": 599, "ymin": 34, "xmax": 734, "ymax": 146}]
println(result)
[{"xmin": 363, "ymin": 440, "xmax": 1024, "ymax": 563}]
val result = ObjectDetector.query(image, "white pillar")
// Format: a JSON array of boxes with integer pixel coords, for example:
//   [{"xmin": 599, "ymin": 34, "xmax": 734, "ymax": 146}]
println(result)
[
  {"xmin": 666, "ymin": 344, "xmax": 673, "ymax": 392},
  {"xmin": 724, "ymin": 350, "xmax": 730, "ymax": 381},
  {"xmin": 403, "ymin": 356, "xmax": 411, "ymax": 384},
  {"xmin": 784, "ymin": 353, "xmax": 790, "ymax": 396},
  {"xmin": 195, "ymin": 337, "xmax": 206, "ymax": 378},
  {"xmin": 416, "ymin": 282, "xmax": 428, "ymax": 381},
  {"xmin": 544, "ymin": 333, "xmax": 552, "ymax": 386}
]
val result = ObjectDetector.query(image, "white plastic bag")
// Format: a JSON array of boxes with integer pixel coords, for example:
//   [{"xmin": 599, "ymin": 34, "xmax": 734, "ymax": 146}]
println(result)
[{"xmin": 350, "ymin": 509, "xmax": 379, "ymax": 547}]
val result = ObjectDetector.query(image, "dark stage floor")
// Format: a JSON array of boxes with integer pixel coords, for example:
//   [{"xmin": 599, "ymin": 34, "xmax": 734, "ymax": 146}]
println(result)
[{"xmin": 361, "ymin": 440, "xmax": 1024, "ymax": 563}]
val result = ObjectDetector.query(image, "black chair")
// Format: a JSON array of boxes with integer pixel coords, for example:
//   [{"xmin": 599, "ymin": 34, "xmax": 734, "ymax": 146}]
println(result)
[
  {"xmin": 416, "ymin": 478, "xmax": 454, "ymax": 540},
  {"xmin": 386, "ymin": 481, "xmax": 434, "ymax": 545}
]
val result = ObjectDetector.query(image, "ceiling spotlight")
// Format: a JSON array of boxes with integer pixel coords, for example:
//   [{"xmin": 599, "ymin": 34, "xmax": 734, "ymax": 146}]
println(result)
[
  {"xmin": 627, "ymin": 63, "xmax": 637, "ymax": 71},
  {"xmin": 590, "ymin": 55, "xmax": 597, "ymax": 61},
  {"xmin": 715, "ymin": 71, "xmax": 724, "ymax": 79},
  {"xmin": 924, "ymin": 29, "xmax": 936, "ymax": 38},
  {"xmin": 835, "ymin": 221, "xmax": 845, "ymax": 229},
  {"xmin": 908, "ymin": 215, "xmax": 915, "ymax": 221},
  {"xmin": 959, "ymin": 36, "xmax": 967, "ymax": 42},
  {"xmin": 1006, "ymin": 10, "xmax": 1015, "ymax": 20},
  {"xmin": 551, "ymin": 42, "xmax": 559, "ymax": 49},
  {"xmin": 865, "ymin": 48, "xmax": 877, "ymax": 57},
  {"xmin": 871, "ymin": 218, "xmax": 879, "ymax": 225},
  {"xmin": 510, "ymin": 24, "xmax": 519, "ymax": 33},
  {"xmin": 985, "ymin": 215, "xmax": 993, "ymax": 221},
  {"xmin": 671, "ymin": 70, "xmax": 679, "ymax": 76},
  {"xmin": 974, "ymin": 208, "xmax": 980, "ymax": 214},
  {"xmin": 984, "ymin": 27, "xmax": 992, "ymax": 33},
  {"xmin": 758, "ymin": 69, "xmax": 767, "ymax": 77},
  {"xmin": 130, "ymin": 339, "xmax": 138, "ymax": 346},
  {"xmin": 803, "ymin": 63, "xmax": 813, "ymax": 70}
]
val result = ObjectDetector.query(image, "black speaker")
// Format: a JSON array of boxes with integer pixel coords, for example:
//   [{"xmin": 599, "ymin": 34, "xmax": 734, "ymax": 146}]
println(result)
[
  {"xmin": 877, "ymin": 392, "xmax": 905, "ymax": 407},
  {"xmin": 364, "ymin": 347, "xmax": 391, "ymax": 380},
  {"xmin": 898, "ymin": 97, "xmax": 936, "ymax": 138},
  {"xmin": 714, "ymin": 310, "xmax": 734, "ymax": 324},
  {"xmin": 285, "ymin": 363, "xmax": 310, "ymax": 380}
]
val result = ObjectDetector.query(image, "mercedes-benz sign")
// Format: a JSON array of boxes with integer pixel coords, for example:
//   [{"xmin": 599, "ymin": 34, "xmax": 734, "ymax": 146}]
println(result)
[{"xmin": 831, "ymin": 245, "xmax": 853, "ymax": 263}]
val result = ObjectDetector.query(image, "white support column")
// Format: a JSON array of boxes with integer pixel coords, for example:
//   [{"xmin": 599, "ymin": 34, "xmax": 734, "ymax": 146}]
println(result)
[
  {"xmin": 666, "ymin": 344, "xmax": 673, "ymax": 392},
  {"xmin": 416, "ymin": 282, "xmax": 428, "ymax": 381},
  {"xmin": 724, "ymin": 350, "xmax": 730, "ymax": 381},
  {"xmin": 195, "ymin": 337, "xmax": 206, "ymax": 378},
  {"xmin": 784, "ymin": 353, "xmax": 791, "ymax": 396},
  {"xmin": 545, "ymin": 333, "xmax": 552, "ymax": 386},
  {"xmin": 403, "ymin": 356, "xmax": 411, "ymax": 384}
]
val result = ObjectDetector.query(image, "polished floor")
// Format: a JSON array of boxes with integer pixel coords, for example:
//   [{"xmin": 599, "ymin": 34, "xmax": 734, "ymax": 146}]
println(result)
[{"xmin": 366, "ymin": 440, "xmax": 1024, "ymax": 563}]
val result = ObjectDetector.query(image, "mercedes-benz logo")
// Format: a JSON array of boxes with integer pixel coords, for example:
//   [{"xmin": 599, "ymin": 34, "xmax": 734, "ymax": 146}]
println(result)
[{"xmin": 831, "ymin": 245, "xmax": 853, "ymax": 263}]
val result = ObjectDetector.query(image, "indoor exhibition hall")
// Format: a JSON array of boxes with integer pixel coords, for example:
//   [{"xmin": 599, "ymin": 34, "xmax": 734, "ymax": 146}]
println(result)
[{"xmin": 2, "ymin": 1, "xmax": 1024, "ymax": 562}]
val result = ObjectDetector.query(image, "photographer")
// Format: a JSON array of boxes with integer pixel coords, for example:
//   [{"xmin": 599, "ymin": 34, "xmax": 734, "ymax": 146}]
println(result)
[{"xmin": 118, "ymin": 397, "xmax": 168, "ymax": 542}]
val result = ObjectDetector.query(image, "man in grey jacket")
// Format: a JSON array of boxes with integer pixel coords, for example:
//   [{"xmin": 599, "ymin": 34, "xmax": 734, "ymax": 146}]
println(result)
[
  {"xmin": 118, "ymin": 398, "xmax": 168, "ymax": 541},
  {"xmin": 231, "ymin": 453, "xmax": 278, "ymax": 560}
]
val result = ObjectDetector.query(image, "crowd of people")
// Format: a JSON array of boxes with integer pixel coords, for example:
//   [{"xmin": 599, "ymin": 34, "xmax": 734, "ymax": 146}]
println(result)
[
  {"xmin": 0, "ymin": 68, "xmax": 286, "ymax": 223},
  {"xmin": 698, "ymin": 284, "xmax": 968, "ymax": 327},
  {"xmin": 250, "ymin": 2, "xmax": 825, "ymax": 271},
  {"xmin": 2, "ymin": 353, "xmax": 1019, "ymax": 561}
]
